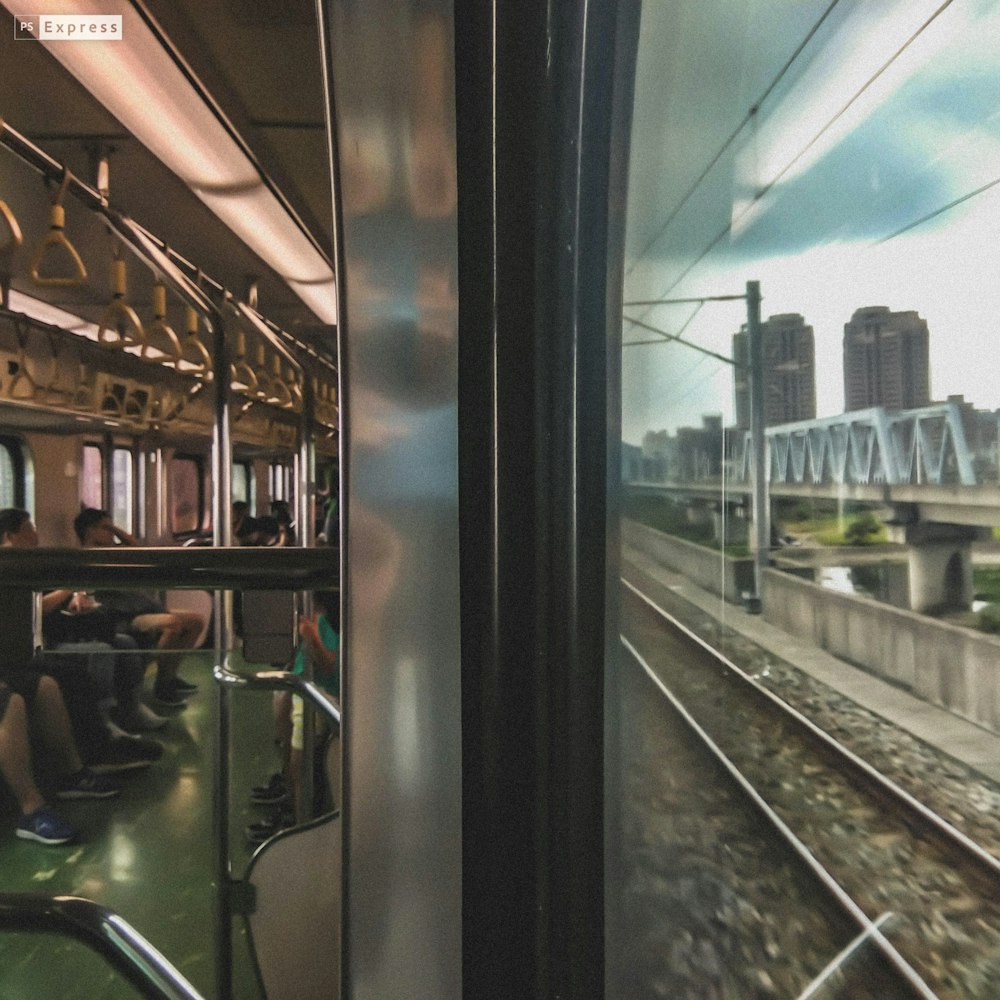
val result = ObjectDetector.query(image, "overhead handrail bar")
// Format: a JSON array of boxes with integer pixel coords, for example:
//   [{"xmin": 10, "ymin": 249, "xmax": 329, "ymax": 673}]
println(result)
[
  {"xmin": 30, "ymin": 169, "xmax": 87, "ymax": 287},
  {"xmin": 0, "ymin": 198, "xmax": 23, "ymax": 257},
  {"xmin": 0, "ymin": 119, "xmax": 335, "ymax": 375},
  {"xmin": 0, "ymin": 546, "xmax": 338, "ymax": 591},
  {"xmin": 0, "ymin": 893, "xmax": 205, "ymax": 1000}
]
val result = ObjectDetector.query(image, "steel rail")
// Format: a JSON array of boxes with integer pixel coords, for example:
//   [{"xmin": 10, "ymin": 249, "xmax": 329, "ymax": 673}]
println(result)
[
  {"xmin": 621, "ymin": 635, "xmax": 937, "ymax": 1000},
  {"xmin": 621, "ymin": 573, "xmax": 1000, "ymax": 882}
]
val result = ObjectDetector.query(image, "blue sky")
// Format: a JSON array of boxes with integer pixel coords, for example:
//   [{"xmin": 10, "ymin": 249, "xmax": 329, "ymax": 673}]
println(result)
[{"xmin": 622, "ymin": 0, "xmax": 1000, "ymax": 444}]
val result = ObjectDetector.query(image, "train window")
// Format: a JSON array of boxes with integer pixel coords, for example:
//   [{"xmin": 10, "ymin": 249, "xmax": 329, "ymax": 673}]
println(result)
[
  {"xmin": 232, "ymin": 461, "xmax": 253, "ymax": 507},
  {"xmin": 169, "ymin": 454, "xmax": 204, "ymax": 536},
  {"xmin": 80, "ymin": 443, "xmax": 103, "ymax": 510},
  {"xmin": 269, "ymin": 462, "xmax": 291, "ymax": 502},
  {"xmin": 111, "ymin": 447, "xmax": 135, "ymax": 534},
  {"xmin": 0, "ymin": 436, "xmax": 26, "ymax": 509},
  {"xmin": 615, "ymin": 5, "xmax": 1000, "ymax": 997}
]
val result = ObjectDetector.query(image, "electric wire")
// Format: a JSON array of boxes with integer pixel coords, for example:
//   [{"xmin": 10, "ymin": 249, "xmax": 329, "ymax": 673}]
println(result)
[
  {"xmin": 636, "ymin": 0, "xmax": 957, "ymax": 307},
  {"xmin": 626, "ymin": 0, "xmax": 843, "ymax": 279}
]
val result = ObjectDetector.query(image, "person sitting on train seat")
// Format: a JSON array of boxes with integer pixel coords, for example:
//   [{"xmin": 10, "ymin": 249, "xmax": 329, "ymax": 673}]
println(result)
[
  {"xmin": 270, "ymin": 500, "xmax": 296, "ymax": 546},
  {"xmin": 233, "ymin": 500, "xmax": 251, "ymax": 541},
  {"xmin": 247, "ymin": 590, "xmax": 340, "ymax": 843},
  {"xmin": 0, "ymin": 509, "xmax": 164, "ymax": 771},
  {"xmin": 0, "ymin": 680, "xmax": 120, "ymax": 845},
  {"xmin": 73, "ymin": 507, "xmax": 205, "ymax": 709},
  {"xmin": 41, "ymin": 602, "xmax": 167, "ymax": 735}
]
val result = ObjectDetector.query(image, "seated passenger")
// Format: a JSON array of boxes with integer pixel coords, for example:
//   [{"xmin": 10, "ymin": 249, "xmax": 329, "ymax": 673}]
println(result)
[
  {"xmin": 0, "ymin": 680, "xmax": 119, "ymax": 845},
  {"xmin": 42, "ymin": 610, "xmax": 166, "ymax": 734},
  {"xmin": 0, "ymin": 509, "xmax": 163, "ymax": 771},
  {"xmin": 74, "ymin": 508, "xmax": 205, "ymax": 708}
]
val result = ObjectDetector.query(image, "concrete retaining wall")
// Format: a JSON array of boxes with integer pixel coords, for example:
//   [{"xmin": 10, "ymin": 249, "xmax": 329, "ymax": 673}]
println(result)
[
  {"xmin": 763, "ymin": 568, "xmax": 1000, "ymax": 733},
  {"xmin": 623, "ymin": 520, "xmax": 754, "ymax": 604}
]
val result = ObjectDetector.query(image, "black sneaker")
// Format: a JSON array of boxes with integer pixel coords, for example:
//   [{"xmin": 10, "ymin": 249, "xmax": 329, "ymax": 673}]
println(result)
[
  {"xmin": 173, "ymin": 676, "xmax": 198, "ymax": 694},
  {"xmin": 55, "ymin": 768, "xmax": 121, "ymax": 800},
  {"xmin": 153, "ymin": 685, "xmax": 187, "ymax": 708},
  {"xmin": 250, "ymin": 773, "xmax": 287, "ymax": 806},
  {"xmin": 87, "ymin": 735, "xmax": 163, "ymax": 773}
]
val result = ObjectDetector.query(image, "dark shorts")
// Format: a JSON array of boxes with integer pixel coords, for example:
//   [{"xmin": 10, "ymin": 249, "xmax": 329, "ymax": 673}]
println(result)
[{"xmin": 0, "ymin": 665, "xmax": 42, "ymax": 705}]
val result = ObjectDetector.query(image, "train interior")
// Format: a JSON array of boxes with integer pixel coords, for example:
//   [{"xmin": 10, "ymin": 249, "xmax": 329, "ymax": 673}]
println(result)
[{"xmin": 0, "ymin": 2, "xmax": 340, "ymax": 998}]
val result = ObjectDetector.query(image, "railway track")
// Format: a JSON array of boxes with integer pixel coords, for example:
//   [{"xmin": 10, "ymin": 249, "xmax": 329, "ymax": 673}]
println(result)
[{"xmin": 620, "ymin": 577, "xmax": 1000, "ymax": 998}]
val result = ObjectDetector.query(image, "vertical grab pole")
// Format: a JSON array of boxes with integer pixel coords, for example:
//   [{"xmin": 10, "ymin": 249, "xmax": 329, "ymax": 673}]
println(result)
[
  {"xmin": 747, "ymin": 280, "xmax": 768, "ymax": 605},
  {"xmin": 299, "ymin": 378, "xmax": 317, "ymax": 820},
  {"xmin": 210, "ymin": 309, "xmax": 234, "ymax": 1000}
]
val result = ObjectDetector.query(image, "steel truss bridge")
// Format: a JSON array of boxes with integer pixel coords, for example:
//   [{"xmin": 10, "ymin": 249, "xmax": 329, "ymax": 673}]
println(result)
[
  {"xmin": 738, "ymin": 401, "xmax": 976, "ymax": 488},
  {"xmin": 629, "ymin": 403, "xmax": 1000, "ymax": 528}
]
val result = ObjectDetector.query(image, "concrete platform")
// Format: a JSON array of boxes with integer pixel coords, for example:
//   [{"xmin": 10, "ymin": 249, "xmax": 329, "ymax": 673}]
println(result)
[{"xmin": 623, "ymin": 543, "xmax": 1000, "ymax": 785}]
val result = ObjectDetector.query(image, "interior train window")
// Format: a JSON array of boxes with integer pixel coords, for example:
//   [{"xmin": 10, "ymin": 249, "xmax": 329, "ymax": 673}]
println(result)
[
  {"xmin": 169, "ymin": 454, "xmax": 204, "ymax": 536},
  {"xmin": 80, "ymin": 443, "xmax": 103, "ymax": 510},
  {"xmin": 111, "ymin": 447, "xmax": 135, "ymax": 533},
  {"xmin": 232, "ymin": 461, "xmax": 253, "ymax": 507},
  {"xmin": 269, "ymin": 462, "xmax": 290, "ymax": 502},
  {"xmin": 0, "ymin": 436, "xmax": 26, "ymax": 509}
]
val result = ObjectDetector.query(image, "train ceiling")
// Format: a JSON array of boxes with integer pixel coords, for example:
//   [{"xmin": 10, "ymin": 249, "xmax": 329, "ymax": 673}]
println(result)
[{"xmin": 0, "ymin": 0, "xmax": 335, "ymax": 360}]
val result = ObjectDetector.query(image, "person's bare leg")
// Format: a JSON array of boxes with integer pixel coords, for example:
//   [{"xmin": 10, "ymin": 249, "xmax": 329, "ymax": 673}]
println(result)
[
  {"xmin": 154, "ymin": 613, "xmax": 204, "ymax": 690},
  {"xmin": 30, "ymin": 676, "xmax": 84, "ymax": 775},
  {"xmin": 0, "ymin": 694, "xmax": 46, "ymax": 816}
]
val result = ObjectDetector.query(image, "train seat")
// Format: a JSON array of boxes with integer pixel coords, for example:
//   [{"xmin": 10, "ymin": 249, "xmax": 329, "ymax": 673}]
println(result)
[{"xmin": 244, "ymin": 809, "xmax": 340, "ymax": 1000}]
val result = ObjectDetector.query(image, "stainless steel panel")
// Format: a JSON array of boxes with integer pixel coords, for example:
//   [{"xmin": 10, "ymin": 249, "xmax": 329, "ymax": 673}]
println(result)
[{"xmin": 322, "ymin": 3, "xmax": 461, "ymax": 997}]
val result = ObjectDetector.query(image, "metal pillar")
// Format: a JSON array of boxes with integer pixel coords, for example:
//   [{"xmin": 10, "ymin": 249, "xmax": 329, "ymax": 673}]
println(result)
[{"xmin": 747, "ymin": 280, "xmax": 769, "ymax": 605}]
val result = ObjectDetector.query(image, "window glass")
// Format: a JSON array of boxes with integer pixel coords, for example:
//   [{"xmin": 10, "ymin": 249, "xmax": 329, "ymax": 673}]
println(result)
[
  {"xmin": 270, "ymin": 463, "xmax": 290, "ymax": 502},
  {"xmin": 111, "ymin": 448, "xmax": 134, "ymax": 533},
  {"xmin": 81, "ymin": 444, "xmax": 103, "ymax": 510},
  {"xmin": 169, "ymin": 454, "xmax": 203, "ymax": 535},
  {"xmin": 0, "ymin": 438, "xmax": 21, "ymax": 508},
  {"xmin": 232, "ymin": 462, "xmax": 252, "ymax": 506},
  {"xmin": 612, "ymin": 3, "xmax": 1000, "ymax": 997}
]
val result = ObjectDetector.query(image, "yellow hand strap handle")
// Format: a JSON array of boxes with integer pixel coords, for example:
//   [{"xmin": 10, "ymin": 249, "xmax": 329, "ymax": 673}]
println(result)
[
  {"xmin": 287, "ymin": 367, "xmax": 303, "ymax": 411},
  {"xmin": 267, "ymin": 353, "xmax": 292, "ymax": 407},
  {"xmin": 229, "ymin": 330, "xmax": 258, "ymax": 395},
  {"xmin": 141, "ymin": 280, "xmax": 182, "ymax": 365},
  {"xmin": 176, "ymin": 306, "xmax": 212, "ymax": 379},
  {"xmin": 0, "ymin": 200, "xmax": 23, "ymax": 257},
  {"xmin": 30, "ymin": 172, "xmax": 87, "ymax": 287},
  {"xmin": 97, "ymin": 252, "xmax": 144, "ymax": 348}
]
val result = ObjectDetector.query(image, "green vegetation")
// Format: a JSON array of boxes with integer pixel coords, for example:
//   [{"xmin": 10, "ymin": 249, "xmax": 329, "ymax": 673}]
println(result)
[
  {"xmin": 623, "ymin": 492, "xmax": 749, "ymax": 557},
  {"xmin": 778, "ymin": 510, "xmax": 888, "ymax": 546},
  {"xmin": 974, "ymin": 566, "xmax": 1000, "ymax": 603}
]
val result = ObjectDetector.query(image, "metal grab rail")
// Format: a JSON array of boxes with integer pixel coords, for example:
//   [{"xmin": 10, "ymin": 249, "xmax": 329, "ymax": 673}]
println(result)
[
  {"xmin": 214, "ymin": 665, "xmax": 341, "ymax": 727},
  {"xmin": 0, "ymin": 893, "xmax": 205, "ymax": 1000},
  {"xmin": 0, "ymin": 547, "xmax": 337, "ymax": 591}
]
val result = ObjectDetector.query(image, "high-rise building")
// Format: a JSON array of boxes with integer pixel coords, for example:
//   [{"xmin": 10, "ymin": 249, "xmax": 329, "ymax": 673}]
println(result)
[
  {"xmin": 733, "ymin": 313, "xmax": 816, "ymax": 429},
  {"xmin": 843, "ymin": 306, "xmax": 930, "ymax": 411}
]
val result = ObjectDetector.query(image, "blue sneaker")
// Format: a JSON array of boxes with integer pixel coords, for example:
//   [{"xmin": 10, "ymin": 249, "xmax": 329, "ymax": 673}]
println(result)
[{"xmin": 16, "ymin": 807, "xmax": 77, "ymax": 845}]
